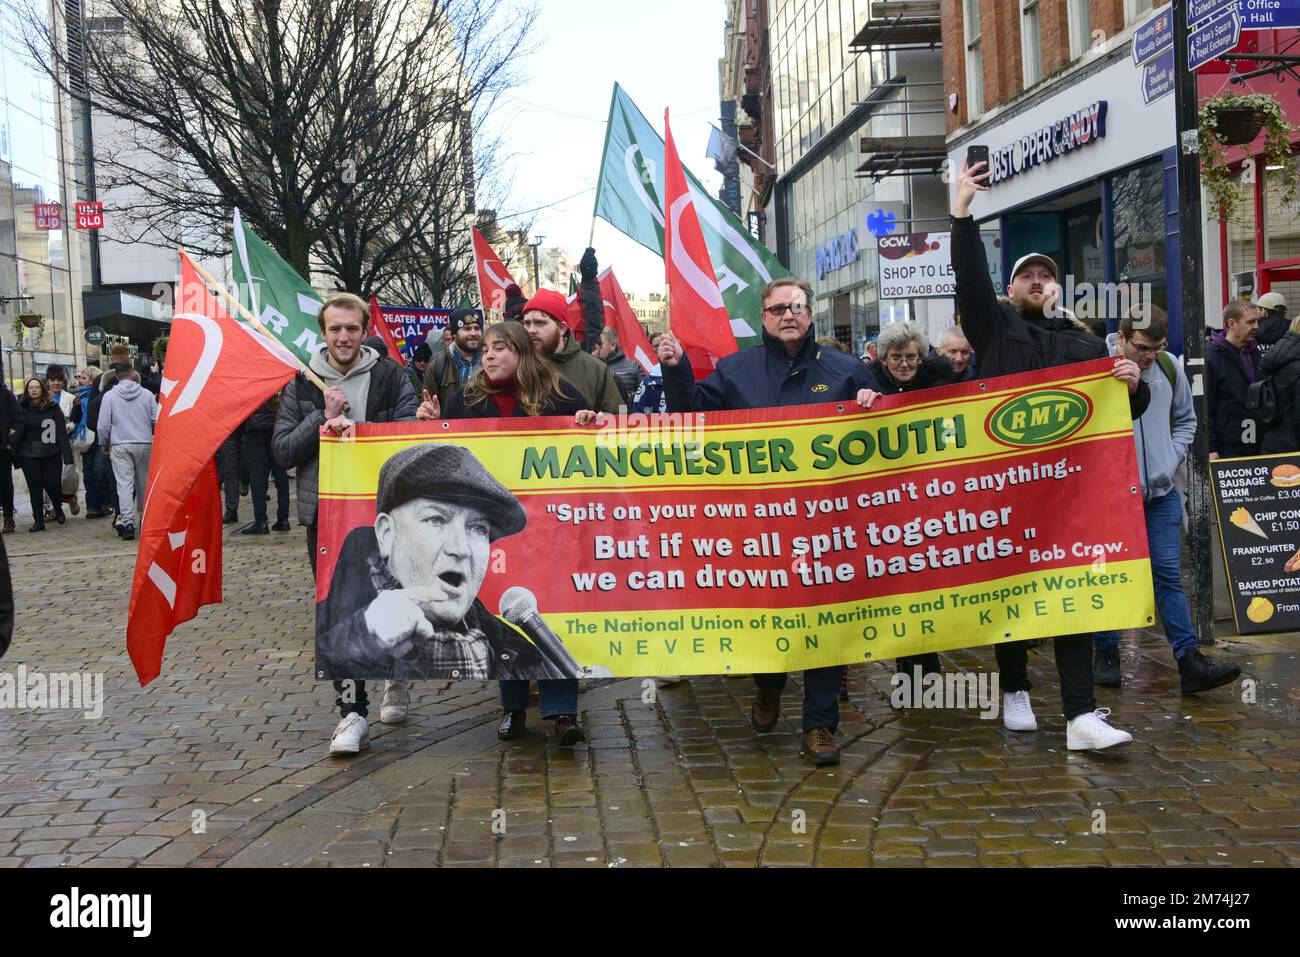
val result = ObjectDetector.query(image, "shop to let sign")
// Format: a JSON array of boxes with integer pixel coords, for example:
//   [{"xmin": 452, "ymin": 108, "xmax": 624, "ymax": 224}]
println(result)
[
  {"xmin": 1211, "ymin": 454, "xmax": 1300, "ymax": 634},
  {"xmin": 877, "ymin": 231, "xmax": 1001, "ymax": 300}
]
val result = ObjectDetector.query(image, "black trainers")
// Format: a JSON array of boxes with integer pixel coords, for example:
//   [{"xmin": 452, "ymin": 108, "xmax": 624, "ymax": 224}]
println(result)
[
  {"xmin": 1093, "ymin": 647, "xmax": 1121, "ymax": 688},
  {"xmin": 222, "ymin": 509, "xmax": 239, "ymax": 525},
  {"xmin": 241, "ymin": 522, "xmax": 270, "ymax": 535},
  {"xmin": 1178, "ymin": 650, "xmax": 1241, "ymax": 694},
  {"xmin": 271, "ymin": 520, "xmax": 291, "ymax": 532},
  {"xmin": 120, "ymin": 524, "xmax": 135, "ymax": 541}
]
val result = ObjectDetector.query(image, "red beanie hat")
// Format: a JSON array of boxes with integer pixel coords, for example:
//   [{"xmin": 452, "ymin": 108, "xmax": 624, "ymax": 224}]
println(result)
[{"xmin": 522, "ymin": 289, "xmax": 570, "ymax": 327}]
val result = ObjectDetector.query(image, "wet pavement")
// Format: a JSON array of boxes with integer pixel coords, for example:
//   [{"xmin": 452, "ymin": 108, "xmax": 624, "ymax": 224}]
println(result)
[{"xmin": 1, "ymin": 489, "xmax": 1298, "ymax": 868}]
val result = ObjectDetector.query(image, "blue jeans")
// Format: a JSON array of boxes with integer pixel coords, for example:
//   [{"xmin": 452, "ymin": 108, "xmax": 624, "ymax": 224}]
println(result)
[
  {"xmin": 80, "ymin": 444, "xmax": 112, "ymax": 512},
  {"xmin": 1094, "ymin": 489, "xmax": 1198, "ymax": 660},
  {"xmin": 754, "ymin": 666, "xmax": 844, "ymax": 732},
  {"xmin": 499, "ymin": 679, "xmax": 578, "ymax": 719}
]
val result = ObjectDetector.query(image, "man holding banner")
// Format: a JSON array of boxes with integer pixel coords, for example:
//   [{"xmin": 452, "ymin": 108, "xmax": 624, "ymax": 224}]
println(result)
[
  {"xmin": 953, "ymin": 157, "xmax": 1148, "ymax": 751},
  {"xmin": 659, "ymin": 276, "xmax": 882, "ymax": 766},
  {"xmin": 273, "ymin": 292, "xmax": 418, "ymax": 755}
]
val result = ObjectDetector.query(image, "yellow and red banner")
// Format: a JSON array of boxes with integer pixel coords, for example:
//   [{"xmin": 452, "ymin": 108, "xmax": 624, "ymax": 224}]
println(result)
[{"xmin": 316, "ymin": 358, "xmax": 1154, "ymax": 678}]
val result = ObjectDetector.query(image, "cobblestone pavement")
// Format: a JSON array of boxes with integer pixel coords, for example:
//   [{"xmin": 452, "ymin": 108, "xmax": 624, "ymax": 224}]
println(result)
[{"xmin": 1, "ymin": 493, "xmax": 1298, "ymax": 868}]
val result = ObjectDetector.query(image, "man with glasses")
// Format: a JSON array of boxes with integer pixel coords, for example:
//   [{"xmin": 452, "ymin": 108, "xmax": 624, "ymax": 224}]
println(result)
[
  {"xmin": 1098, "ymin": 307, "xmax": 1241, "ymax": 694},
  {"xmin": 658, "ymin": 277, "xmax": 882, "ymax": 766}
]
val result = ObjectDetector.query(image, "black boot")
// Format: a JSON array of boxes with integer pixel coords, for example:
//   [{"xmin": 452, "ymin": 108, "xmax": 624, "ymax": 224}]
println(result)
[
  {"xmin": 497, "ymin": 710, "xmax": 526, "ymax": 740},
  {"xmin": 271, "ymin": 519, "xmax": 291, "ymax": 532},
  {"xmin": 1093, "ymin": 647, "xmax": 1121, "ymax": 688},
  {"xmin": 222, "ymin": 509, "xmax": 239, "ymax": 525},
  {"xmin": 1178, "ymin": 650, "xmax": 1241, "ymax": 694},
  {"xmin": 241, "ymin": 521, "xmax": 270, "ymax": 535}
]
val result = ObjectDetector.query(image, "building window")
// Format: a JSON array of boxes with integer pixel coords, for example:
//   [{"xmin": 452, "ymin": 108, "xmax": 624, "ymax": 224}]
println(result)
[
  {"xmin": 1068, "ymin": 0, "xmax": 1092, "ymax": 59},
  {"xmin": 1125, "ymin": 0, "xmax": 1155, "ymax": 24},
  {"xmin": 964, "ymin": 0, "xmax": 983, "ymax": 118},
  {"xmin": 1022, "ymin": 0, "xmax": 1043, "ymax": 86}
]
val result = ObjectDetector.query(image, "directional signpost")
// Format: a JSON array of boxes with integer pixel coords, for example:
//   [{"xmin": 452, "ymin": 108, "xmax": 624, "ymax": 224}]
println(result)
[
  {"xmin": 1133, "ymin": 5, "xmax": 1173, "ymax": 65},
  {"xmin": 1239, "ymin": 0, "xmax": 1300, "ymax": 29},
  {"xmin": 1143, "ymin": 47, "xmax": 1176, "ymax": 104},
  {"xmin": 1189, "ymin": 5, "xmax": 1243, "ymax": 71}
]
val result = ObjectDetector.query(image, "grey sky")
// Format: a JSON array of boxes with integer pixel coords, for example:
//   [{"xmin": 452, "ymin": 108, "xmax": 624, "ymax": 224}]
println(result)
[{"xmin": 483, "ymin": 0, "xmax": 726, "ymax": 296}]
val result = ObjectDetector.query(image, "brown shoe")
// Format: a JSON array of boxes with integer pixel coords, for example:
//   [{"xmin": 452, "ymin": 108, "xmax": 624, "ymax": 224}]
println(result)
[
  {"xmin": 2, "ymin": 516, "xmax": 13, "ymax": 534},
  {"xmin": 801, "ymin": 727, "xmax": 840, "ymax": 766},
  {"xmin": 751, "ymin": 687, "xmax": 781, "ymax": 733}
]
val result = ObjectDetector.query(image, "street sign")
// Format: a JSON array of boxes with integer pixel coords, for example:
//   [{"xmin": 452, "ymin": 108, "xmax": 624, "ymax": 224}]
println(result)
[
  {"xmin": 84, "ymin": 325, "xmax": 106, "ymax": 347},
  {"xmin": 1241, "ymin": 0, "xmax": 1300, "ymax": 28},
  {"xmin": 75, "ymin": 201, "xmax": 103, "ymax": 230},
  {"xmin": 1189, "ymin": 6, "xmax": 1243, "ymax": 70},
  {"xmin": 1132, "ymin": 6, "xmax": 1174, "ymax": 64},
  {"xmin": 1142, "ymin": 48, "xmax": 1176, "ymax": 104},
  {"xmin": 1189, "ymin": 0, "xmax": 1240, "ymax": 24}
]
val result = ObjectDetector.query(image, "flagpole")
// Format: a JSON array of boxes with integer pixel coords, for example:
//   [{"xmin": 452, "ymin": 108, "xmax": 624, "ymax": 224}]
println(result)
[{"xmin": 182, "ymin": 251, "xmax": 331, "ymax": 394}]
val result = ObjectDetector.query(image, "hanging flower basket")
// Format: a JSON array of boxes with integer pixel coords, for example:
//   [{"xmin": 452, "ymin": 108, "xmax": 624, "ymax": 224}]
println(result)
[
  {"xmin": 1211, "ymin": 106, "xmax": 1269, "ymax": 145},
  {"xmin": 18, "ymin": 313, "xmax": 43, "ymax": 328},
  {"xmin": 1199, "ymin": 92, "xmax": 1300, "ymax": 221}
]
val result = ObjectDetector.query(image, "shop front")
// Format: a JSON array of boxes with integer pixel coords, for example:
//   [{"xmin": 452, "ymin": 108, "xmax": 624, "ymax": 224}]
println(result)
[{"xmin": 947, "ymin": 43, "xmax": 1180, "ymax": 350}]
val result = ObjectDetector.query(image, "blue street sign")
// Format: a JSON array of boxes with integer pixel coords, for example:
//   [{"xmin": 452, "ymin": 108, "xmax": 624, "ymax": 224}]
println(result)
[
  {"xmin": 1189, "ymin": 0, "xmax": 1240, "ymax": 25},
  {"xmin": 1142, "ymin": 48, "xmax": 1176, "ymax": 105},
  {"xmin": 1132, "ymin": 7, "xmax": 1174, "ymax": 65},
  {"xmin": 1241, "ymin": 0, "xmax": 1300, "ymax": 29},
  {"xmin": 1189, "ymin": 7, "xmax": 1243, "ymax": 70}
]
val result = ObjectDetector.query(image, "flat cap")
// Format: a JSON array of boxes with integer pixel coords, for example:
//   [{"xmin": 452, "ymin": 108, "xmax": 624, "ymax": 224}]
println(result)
[{"xmin": 376, "ymin": 443, "xmax": 526, "ymax": 541}]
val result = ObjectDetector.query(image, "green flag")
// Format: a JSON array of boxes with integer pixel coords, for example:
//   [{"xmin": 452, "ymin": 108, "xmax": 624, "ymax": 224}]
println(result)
[
  {"xmin": 593, "ymin": 83, "xmax": 787, "ymax": 348},
  {"xmin": 232, "ymin": 210, "xmax": 325, "ymax": 366}
]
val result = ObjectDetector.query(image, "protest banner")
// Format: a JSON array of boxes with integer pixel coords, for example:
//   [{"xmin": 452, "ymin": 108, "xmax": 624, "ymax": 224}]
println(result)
[
  {"xmin": 370, "ymin": 302, "xmax": 453, "ymax": 363},
  {"xmin": 314, "ymin": 358, "xmax": 1154, "ymax": 679},
  {"xmin": 1210, "ymin": 452, "xmax": 1300, "ymax": 634}
]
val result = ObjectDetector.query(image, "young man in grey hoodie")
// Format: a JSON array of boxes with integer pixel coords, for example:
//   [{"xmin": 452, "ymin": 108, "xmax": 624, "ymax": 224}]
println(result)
[
  {"xmin": 1102, "ymin": 307, "xmax": 1241, "ymax": 694},
  {"xmin": 97, "ymin": 367, "xmax": 159, "ymax": 541},
  {"xmin": 273, "ymin": 292, "xmax": 421, "ymax": 756}
]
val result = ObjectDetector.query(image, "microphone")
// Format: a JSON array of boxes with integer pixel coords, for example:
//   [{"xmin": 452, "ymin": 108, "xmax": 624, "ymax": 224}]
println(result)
[{"xmin": 499, "ymin": 587, "xmax": 584, "ymax": 679}]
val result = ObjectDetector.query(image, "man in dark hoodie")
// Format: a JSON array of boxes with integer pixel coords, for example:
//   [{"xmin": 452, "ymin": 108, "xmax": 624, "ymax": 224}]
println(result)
[
  {"xmin": 1206, "ymin": 300, "xmax": 1263, "ymax": 459},
  {"xmin": 952, "ymin": 156, "xmax": 1148, "ymax": 752},
  {"xmin": 0, "ymin": 382, "xmax": 19, "ymax": 533}
]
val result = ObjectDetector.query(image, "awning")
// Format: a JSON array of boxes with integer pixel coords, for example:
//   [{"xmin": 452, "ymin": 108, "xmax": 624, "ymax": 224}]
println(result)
[
  {"xmin": 82, "ymin": 289, "xmax": 170, "ymax": 342},
  {"xmin": 849, "ymin": 1, "xmax": 942, "ymax": 50},
  {"xmin": 856, "ymin": 134, "xmax": 947, "ymax": 180}
]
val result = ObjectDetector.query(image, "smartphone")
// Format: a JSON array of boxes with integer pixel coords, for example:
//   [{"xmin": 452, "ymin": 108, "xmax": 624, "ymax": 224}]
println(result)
[{"xmin": 965, "ymin": 144, "xmax": 990, "ymax": 173}]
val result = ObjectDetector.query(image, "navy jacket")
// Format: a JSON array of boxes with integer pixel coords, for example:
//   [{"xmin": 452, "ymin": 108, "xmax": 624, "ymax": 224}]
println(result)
[
  {"xmin": 1205, "ymin": 331, "xmax": 1262, "ymax": 457},
  {"xmin": 664, "ymin": 330, "xmax": 880, "ymax": 412}
]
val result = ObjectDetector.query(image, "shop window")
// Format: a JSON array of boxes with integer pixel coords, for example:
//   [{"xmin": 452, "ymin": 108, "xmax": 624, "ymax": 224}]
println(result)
[
  {"xmin": 1263, "ymin": 156, "xmax": 1300, "ymax": 263},
  {"xmin": 1065, "ymin": 199, "xmax": 1105, "ymax": 286},
  {"xmin": 1227, "ymin": 168, "xmax": 1258, "ymax": 291},
  {"xmin": 1111, "ymin": 159, "xmax": 1167, "ymax": 321},
  {"xmin": 1022, "ymin": 1, "xmax": 1043, "ymax": 87},
  {"xmin": 964, "ymin": 0, "xmax": 983, "ymax": 119},
  {"xmin": 1125, "ymin": 0, "xmax": 1155, "ymax": 24},
  {"xmin": 1068, "ymin": 0, "xmax": 1093, "ymax": 59}
]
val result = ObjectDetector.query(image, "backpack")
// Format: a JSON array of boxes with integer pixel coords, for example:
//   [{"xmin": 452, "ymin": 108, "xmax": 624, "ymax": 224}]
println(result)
[{"xmin": 1246, "ymin": 373, "xmax": 1281, "ymax": 427}]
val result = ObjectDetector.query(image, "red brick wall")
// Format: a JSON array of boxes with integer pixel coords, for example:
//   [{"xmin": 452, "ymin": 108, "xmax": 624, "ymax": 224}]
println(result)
[
  {"xmin": 940, "ymin": 0, "xmax": 964, "ymax": 133},
  {"xmin": 1040, "ymin": 1, "xmax": 1071, "ymax": 75}
]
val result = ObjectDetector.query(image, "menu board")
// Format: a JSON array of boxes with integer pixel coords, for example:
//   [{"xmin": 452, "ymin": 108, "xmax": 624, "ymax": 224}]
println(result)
[{"xmin": 1210, "ymin": 453, "xmax": 1300, "ymax": 634}]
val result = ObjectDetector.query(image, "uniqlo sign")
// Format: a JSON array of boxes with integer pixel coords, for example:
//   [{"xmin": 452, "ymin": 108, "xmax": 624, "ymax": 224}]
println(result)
[
  {"xmin": 76, "ymin": 201, "xmax": 104, "ymax": 230},
  {"xmin": 34, "ymin": 202, "xmax": 61, "ymax": 230}
]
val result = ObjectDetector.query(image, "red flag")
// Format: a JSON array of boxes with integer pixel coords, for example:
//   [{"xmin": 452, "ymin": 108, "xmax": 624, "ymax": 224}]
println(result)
[
  {"xmin": 368, "ymin": 295, "xmax": 406, "ymax": 364},
  {"xmin": 473, "ymin": 227, "xmax": 521, "ymax": 315},
  {"xmin": 663, "ymin": 109, "xmax": 739, "ymax": 361},
  {"xmin": 598, "ymin": 269, "xmax": 658, "ymax": 374},
  {"xmin": 127, "ymin": 252, "xmax": 300, "ymax": 685}
]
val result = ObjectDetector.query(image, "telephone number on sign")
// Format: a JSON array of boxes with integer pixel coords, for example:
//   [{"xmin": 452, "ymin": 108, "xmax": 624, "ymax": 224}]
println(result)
[{"xmin": 881, "ymin": 283, "xmax": 955, "ymax": 298}]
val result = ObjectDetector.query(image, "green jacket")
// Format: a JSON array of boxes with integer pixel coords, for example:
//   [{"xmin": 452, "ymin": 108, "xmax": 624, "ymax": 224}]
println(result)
[
  {"xmin": 423, "ymin": 346, "xmax": 479, "ymax": 410},
  {"xmin": 548, "ymin": 334, "xmax": 622, "ymax": 414}
]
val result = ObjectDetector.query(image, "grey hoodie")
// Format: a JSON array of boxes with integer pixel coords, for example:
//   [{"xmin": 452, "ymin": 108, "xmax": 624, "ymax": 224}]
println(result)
[
  {"xmin": 98, "ymin": 379, "xmax": 159, "ymax": 447},
  {"xmin": 309, "ymin": 345, "xmax": 380, "ymax": 422},
  {"xmin": 1106, "ymin": 333, "xmax": 1196, "ymax": 502}
]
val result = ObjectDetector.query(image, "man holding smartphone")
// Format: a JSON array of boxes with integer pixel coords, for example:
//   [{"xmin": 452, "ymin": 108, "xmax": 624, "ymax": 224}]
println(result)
[{"xmin": 951, "ymin": 153, "xmax": 1150, "ymax": 751}]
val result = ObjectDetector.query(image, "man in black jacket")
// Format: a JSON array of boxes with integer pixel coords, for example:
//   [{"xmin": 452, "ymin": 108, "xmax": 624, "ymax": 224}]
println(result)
[
  {"xmin": 953, "ymin": 157, "xmax": 1147, "ymax": 752},
  {"xmin": 0, "ymin": 384, "xmax": 19, "ymax": 533},
  {"xmin": 1206, "ymin": 300, "xmax": 1263, "ymax": 459},
  {"xmin": 659, "ymin": 277, "xmax": 882, "ymax": 766},
  {"xmin": 594, "ymin": 328, "xmax": 645, "ymax": 405}
]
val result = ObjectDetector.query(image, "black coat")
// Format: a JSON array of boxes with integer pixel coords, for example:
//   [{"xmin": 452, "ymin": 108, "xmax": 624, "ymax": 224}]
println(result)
[
  {"xmin": 870, "ymin": 354, "xmax": 958, "ymax": 395},
  {"xmin": 665, "ymin": 329, "xmax": 881, "ymax": 412},
  {"xmin": 15, "ymin": 399, "xmax": 73, "ymax": 464},
  {"xmin": 442, "ymin": 377, "xmax": 588, "ymax": 420},
  {"xmin": 604, "ymin": 348, "xmax": 645, "ymax": 406},
  {"xmin": 951, "ymin": 215, "xmax": 1150, "ymax": 418},
  {"xmin": 1261, "ymin": 331, "xmax": 1300, "ymax": 454},
  {"xmin": 1205, "ymin": 333, "xmax": 1263, "ymax": 457},
  {"xmin": 0, "ymin": 387, "xmax": 19, "ymax": 454},
  {"xmin": 315, "ymin": 526, "xmax": 562, "ymax": 681},
  {"xmin": 87, "ymin": 377, "xmax": 117, "ymax": 434}
]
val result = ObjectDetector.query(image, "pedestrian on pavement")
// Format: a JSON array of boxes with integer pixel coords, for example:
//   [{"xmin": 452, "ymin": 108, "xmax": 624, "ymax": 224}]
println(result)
[
  {"xmin": 216, "ymin": 427, "xmax": 244, "ymax": 526},
  {"xmin": 422, "ymin": 308, "xmax": 484, "ymax": 413},
  {"xmin": 1254, "ymin": 292, "xmax": 1287, "ymax": 354},
  {"xmin": 1097, "ymin": 306, "xmax": 1241, "ymax": 694},
  {"xmin": 407, "ymin": 341, "xmax": 432, "ymax": 396},
  {"xmin": 593, "ymin": 327, "xmax": 645, "ymax": 406},
  {"xmin": 520, "ymin": 289, "xmax": 622, "ymax": 414},
  {"xmin": 435, "ymin": 320, "xmax": 597, "ymax": 747},
  {"xmin": 1206, "ymin": 300, "xmax": 1264, "ymax": 459},
  {"xmin": 273, "ymin": 291, "xmax": 418, "ymax": 756},
  {"xmin": 69, "ymin": 367, "xmax": 112, "ymax": 519},
  {"xmin": 98, "ymin": 367, "xmax": 159, "ymax": 542},
  {"xmin": 935, "ymin": 325, "xmax": 977, "ymax": 381},
  {"xmin": 1261, "ymin": 310, "xmax": 1300, "ymax": 454},
  {"xmin": 15, "ymin": 377, "xmax": 74, "ymax": 532},
  {"xmin": 630, "ymin": 333, "xmax": 668, "ymax": 415},
  {"xmin": 659, "ymin": 277, "xmax": 882, "ymax": 766},
  {"xmin": 953, "ymin": 156, "xmax": 1149, "ymax": 751},
  {"xmin": 240, "ymin": 393, "xmax": 291, "ymax": 535},
  {"xmin": 0, "ymin": 381, "xmax": 21, "ymax": 533},
  {"xmin": 86, "ymin": 366, "xmax": 120, "ymax": 522},
  {"xmin": 0, "ymin": 530, "xmax": 12, "ymax": 659},
  {"xmin": 43, "ymin": 364, "xmax": 79, "ymax": 519}
]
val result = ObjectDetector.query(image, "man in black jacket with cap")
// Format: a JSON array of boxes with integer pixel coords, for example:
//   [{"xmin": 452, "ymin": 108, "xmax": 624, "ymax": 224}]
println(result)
[
  {"xmin": 424, "ymin": 309, "xmax": 483, "ymax": 412},
  {"xmin": 951, "ymin": 156, "xmax": 1148, "ymax": 752}
]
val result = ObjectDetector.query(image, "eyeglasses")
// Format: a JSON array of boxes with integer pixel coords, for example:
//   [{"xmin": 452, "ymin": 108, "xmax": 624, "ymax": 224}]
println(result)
[
  {"xmin": 764, "ymin": 303, "xmax": 809, "ymax": 317},
  {"xmin": 1128, "ymin": 340, "xmax": 1167, "ymax": 357},
  {"xmin": 885, "ymin": 354, "xmax": 921, "ymax": 366}
]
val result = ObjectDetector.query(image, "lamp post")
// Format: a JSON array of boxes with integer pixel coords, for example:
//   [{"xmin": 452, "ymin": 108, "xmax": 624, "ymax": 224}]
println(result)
[{"xmin": 529, "ymin": 235, "xmax": 545, "ymax": 296}]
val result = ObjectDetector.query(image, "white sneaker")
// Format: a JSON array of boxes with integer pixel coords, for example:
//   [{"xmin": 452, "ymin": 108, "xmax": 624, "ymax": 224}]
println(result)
[
  {"xmin": 1002, "ymin": 691, "xmax": 1037, "ymax": 731},
  {"xmin": 329, "ymin": 713, "xmax": 369, "ymax": 755},
  {"xmin": 380, "ymin": 680, "xmax": 409, "ymax": 724},
  {"xmin": 655, "ymin": 676, "xmax": 684, "ymax": 688},
  {"xmin": 1067, "ymin": 708, "xmax": 1133, "ymax": 751}
]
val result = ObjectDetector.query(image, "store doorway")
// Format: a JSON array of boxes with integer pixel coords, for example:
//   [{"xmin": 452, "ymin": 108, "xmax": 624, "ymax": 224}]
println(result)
[{"xmin": 832, "ymin": 293, "xmax": 852, "ymax": 351}]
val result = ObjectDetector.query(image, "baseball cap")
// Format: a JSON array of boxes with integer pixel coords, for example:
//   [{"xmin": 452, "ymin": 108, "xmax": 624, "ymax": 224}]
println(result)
[
  {"xmin": 1258, "ymin": 292, "xmax": 1287, "ymax": 311},
  {"xmin": 1011, "ymin": 253, "xmax": 1059, "ymax": 281}
]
